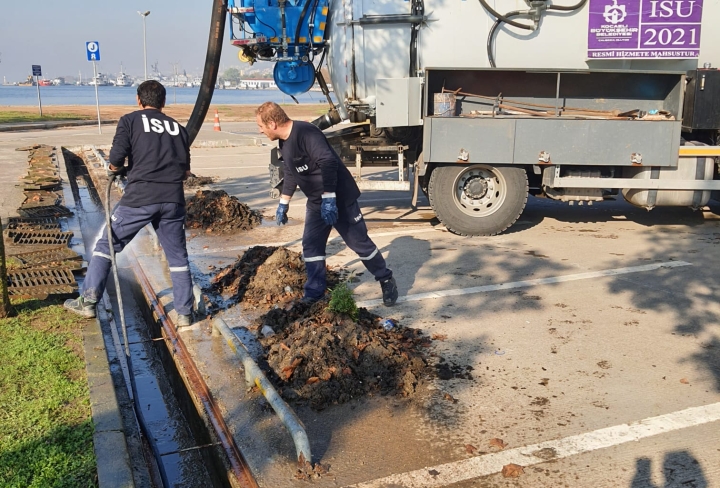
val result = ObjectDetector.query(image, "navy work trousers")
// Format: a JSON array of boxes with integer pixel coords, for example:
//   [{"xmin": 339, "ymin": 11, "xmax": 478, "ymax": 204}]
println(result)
[
  {"xmin": 302, "ymin": 200, "xmax": 392, "ymax": 299},
  {"xmin": 82, "ymin": 203, "xmax": 193, "ymax": 315}
]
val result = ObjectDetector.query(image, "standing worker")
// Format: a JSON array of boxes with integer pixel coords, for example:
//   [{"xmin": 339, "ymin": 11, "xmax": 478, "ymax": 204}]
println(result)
[
  {"xmin": 256, "ymin": 101, "xmax": 398, "ymax": 306},
  {"xmin": 65, "ymin": 80, "xmax": 195, "ymax": 326}
]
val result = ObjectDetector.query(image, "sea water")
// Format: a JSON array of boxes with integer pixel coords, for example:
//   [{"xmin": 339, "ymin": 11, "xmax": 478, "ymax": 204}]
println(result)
[{"xmin": 0, "ymin": 85, "xmax": 326, "ymax": 106}]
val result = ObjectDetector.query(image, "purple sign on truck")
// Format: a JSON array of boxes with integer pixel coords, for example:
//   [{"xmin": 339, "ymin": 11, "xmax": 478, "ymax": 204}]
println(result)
[{"xmin": 588, "ymin": 0, "xmax": 703, "ymax": 59}]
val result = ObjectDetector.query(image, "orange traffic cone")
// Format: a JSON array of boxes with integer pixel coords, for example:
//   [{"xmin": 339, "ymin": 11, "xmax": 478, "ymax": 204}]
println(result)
[{"xmin": 213, "ymin": 109, "xmax": 222, "ymax": 132}]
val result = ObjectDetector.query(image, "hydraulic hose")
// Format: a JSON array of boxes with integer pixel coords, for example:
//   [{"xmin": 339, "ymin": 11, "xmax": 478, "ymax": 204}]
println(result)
[
  {"xmin": 548, "ymin": 0, "xmax": 588, "ymax": 11},
  {"xmin": 487, "ymin": 10, "xmax": 524, "ymax": 68},
  {"xmin": 485, "ymin": 0, "xmax": 587, "ymax": 67},
  {"xmin": 106, "ymin": 175, "xmax": 170, "ymax": 487},
  {"xmin": 294, "ymin": 0, "xmax": 314, "ymax": 49},
  {"xmin": 477, "ymin": 0, "xmax": 534, "ymax": 30},
  {"xmin": 186, "ymin": 0, "xmax": 228, "ymax": 145}
]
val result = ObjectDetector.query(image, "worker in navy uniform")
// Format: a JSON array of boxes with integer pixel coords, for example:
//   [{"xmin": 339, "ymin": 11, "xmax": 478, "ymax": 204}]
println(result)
[
  {"xmin": 256, "ymin": 101, "xmax": 398, "ymax": 306},
  {"xmin": 65, "ymin": 80, "xmax": 195, "ymax": 326}
]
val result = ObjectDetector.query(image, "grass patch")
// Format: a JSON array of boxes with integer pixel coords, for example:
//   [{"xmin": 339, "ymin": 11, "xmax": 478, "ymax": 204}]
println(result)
[
  {"xmin": 0, "ymin": 112, "xmax": 91, "ymax": 124},
  {"xmin": 0, "ymin": 299, "xmax": 96, "ymax": 488}
]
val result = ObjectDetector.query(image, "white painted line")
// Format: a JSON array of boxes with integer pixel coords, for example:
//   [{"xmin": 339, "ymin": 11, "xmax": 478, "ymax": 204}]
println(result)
[
  {"xmin": 350, "ymin": 401, "xmax": 720, "ymax": 487},
  {"xmin": 194, "ymin": 227, "xmax": 445, "ymax": 255},
  {"xmin": 359, "ymin": 196, "xmax": 423, "ymax": 203},
  {"xmin": 355, "ymin": 261, "xmax": 692, "ymax": 308}
]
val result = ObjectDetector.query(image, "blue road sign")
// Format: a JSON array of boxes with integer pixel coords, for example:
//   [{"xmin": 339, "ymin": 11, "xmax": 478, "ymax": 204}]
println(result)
[
  {"xmin": 86, "ymin": 41, "xmax": 101, "ymax": 62},
  {"xmin": 32, "ymin": 65, "xmax": 41, "ymax": 76}
]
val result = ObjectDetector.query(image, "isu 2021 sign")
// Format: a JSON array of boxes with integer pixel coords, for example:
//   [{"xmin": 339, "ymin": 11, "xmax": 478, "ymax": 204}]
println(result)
[{"xmin": 588, "ymin": 0, "xmax": 703, "ymax": 59}]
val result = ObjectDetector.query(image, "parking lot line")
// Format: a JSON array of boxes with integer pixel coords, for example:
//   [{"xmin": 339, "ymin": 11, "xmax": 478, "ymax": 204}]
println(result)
[
  {"xmin": 355, "ymin": 261, "xmax": 692, "ymax": 308},
  {"xmin": 350, "ymin": 401, "xmax": 720, "ymax": 487},
  {"xmin": 195, "ymin": 227, "xmax": 442, "ymax": 255}
]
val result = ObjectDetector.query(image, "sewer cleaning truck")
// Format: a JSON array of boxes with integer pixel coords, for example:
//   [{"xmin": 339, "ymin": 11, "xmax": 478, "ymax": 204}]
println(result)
[{"xmin": 203, "ymin": 0, "xmax": 720, "ymax": 236}]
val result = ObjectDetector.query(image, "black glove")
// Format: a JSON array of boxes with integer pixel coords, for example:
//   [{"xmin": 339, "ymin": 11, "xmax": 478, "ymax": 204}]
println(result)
[{"xmin": 107, "ymin": 165, "xmax": 126, "ymax": 178}]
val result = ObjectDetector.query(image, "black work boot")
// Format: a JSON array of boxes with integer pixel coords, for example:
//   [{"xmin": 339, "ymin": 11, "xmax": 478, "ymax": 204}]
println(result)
[
  {"xmin": 64, "ymin": 296, "xmax": 97, "ymax": 318},
  {"xmin": 176, "ymin": 312, "xmax": 194, "ymax": 328},
  {"xmin": 299, "ymin": 295, "xmax": 322, "ymax": 305},
  {"xmin": 380, "ymin": 277, "xmax": 398, "ymax": 306}
]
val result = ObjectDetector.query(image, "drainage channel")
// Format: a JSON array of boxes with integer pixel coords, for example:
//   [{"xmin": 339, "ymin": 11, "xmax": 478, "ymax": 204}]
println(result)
[{"xmin": 64, "ymin": 147, "xmax": 225, "ymax": 488}]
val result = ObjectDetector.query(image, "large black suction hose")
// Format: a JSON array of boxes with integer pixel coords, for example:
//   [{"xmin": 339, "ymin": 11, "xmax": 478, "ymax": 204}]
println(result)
[
  {"xmin": 106, "ymin": 175, "xmax": 169, "ymax": 487},
  {"xmin": 186, "ymin": 0, "xmax": 228, "ymax": 145}
]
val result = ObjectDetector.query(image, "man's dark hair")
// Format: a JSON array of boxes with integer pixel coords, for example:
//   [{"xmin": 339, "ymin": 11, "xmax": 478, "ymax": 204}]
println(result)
[{"xmin": 136, "ymin": 80, "xmax": 166, "ymax": 109}]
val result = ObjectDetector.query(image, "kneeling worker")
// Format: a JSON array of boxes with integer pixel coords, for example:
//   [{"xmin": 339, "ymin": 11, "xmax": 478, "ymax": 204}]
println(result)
[
  {"xmin": 256, "ymin": 101, "xmax": 398, "ymax": 306},
  {"xmin": 65, "ymin": 80, "xmax": 195, "ymax": 326}
]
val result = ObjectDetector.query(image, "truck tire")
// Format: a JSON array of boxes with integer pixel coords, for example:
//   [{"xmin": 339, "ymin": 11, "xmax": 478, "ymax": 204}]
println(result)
[{"xmin": 428, "ymin": 164, "xmax": 528, "ymax": 236}]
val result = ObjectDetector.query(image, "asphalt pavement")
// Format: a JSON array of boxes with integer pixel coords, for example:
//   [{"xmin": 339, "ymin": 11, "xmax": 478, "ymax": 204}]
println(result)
[{"xmin": 2, "ymin": 121, "xmax": 719, "ymax": 487}]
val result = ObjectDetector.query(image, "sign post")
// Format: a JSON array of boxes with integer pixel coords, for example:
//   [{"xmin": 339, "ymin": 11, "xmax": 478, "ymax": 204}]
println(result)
[
  {"xmin": 32, "ymin": 65, "xmax": 43, "ymax": 117},
  {"xmin": 86, "ymin": 41, "xmax": 102, "ymax": 134}
]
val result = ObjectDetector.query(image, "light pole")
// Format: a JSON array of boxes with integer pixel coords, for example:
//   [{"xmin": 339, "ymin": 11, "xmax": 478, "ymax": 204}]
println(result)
[{"xmin": 137, "ymin": 10, "xmax": 150, "ymax": 81}]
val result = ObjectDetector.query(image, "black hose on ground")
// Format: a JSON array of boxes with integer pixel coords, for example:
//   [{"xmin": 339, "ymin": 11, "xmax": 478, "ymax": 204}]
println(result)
[
  {"xmin": 106, "ymin": 175, "xmax": 169, "ymax": 487},
  {"xmin": 186, "ymin": 0, "xmax": 228, "ymax": 145}
]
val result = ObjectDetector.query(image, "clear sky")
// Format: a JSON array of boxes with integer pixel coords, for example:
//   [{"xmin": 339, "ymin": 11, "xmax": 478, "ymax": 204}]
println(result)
[{"xmin": 0, "ymin": 0, "xmax": 254, "ymax": 82}]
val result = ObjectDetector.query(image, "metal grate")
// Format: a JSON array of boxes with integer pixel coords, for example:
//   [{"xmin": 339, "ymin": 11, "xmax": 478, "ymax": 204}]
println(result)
[
  {"xmin": 21, "ymin": 190, "xmax": 61, "ymax": 208},
  {"xmin": 6, "ymin": 230, "xmax": 73, "ymax": 246},
  {"xmin": 8, "ymin": 246, "xmax": 82, "ymax": 269},
  {"xmin": 17, "ymin": 205, "xmax": 73, "ymax": 218},
  {"xmin": 7, "ymin": 267, "xmax": 77, "ymax": 298},
  {"xmin": 7, "ymin": 217, "xmax": 60, "ymax": 231}
]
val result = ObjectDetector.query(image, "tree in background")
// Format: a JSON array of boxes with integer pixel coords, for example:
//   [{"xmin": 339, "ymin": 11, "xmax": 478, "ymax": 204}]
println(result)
[
  {"xmin": 0, "ymin": 225, "xmax": 11, "ymax": 318},
  {"xmin": 222, "ymin": 67, "xmax": 241, "ymax": 85}
]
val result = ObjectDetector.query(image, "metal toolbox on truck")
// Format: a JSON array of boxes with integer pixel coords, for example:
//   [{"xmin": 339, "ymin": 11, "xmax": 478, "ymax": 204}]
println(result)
[{"xmin": 422, "ymin": 69, "xmax": 684, "ymax": 167}]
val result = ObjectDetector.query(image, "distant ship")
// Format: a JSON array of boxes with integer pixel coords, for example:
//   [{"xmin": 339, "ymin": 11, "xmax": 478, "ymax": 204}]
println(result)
[
  {"xmin": 38, "ymin": 79, "xmax": 53, "ymax": 87},
  {"xmin": 18, "ymin": 76, "xmax": 35, "ymax": 87},
  {"xmin": 116, "ymin": 64, "xmax": 132, "ymax": 87},
  {"xmin": 89, "ymin": 73, "xmax": 109, "ymax": 86}
]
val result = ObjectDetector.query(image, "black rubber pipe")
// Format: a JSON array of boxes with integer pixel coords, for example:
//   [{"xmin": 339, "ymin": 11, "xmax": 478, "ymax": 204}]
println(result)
[{"xmin": 187, "ymin": 0, "xmax": 228, "ymax": 144}]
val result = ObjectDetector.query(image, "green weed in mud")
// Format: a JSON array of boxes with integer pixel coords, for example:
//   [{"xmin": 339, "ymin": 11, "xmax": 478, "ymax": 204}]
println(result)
[
  {"xmin": 0, "ymin": 299, "xmax": 96, "ymax": 488},
  {"xmin": 327, "ymin": 281, "xmax": 358, "ymax": 320}
]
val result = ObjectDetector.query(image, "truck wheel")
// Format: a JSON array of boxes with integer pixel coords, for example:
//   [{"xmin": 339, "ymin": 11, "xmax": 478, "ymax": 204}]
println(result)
[{"xmin": 428, "ymin": 164, "xmax": 528, "ymax": 236}]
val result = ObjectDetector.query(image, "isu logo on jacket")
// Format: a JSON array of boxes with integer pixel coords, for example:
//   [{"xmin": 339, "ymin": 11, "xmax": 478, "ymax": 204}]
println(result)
[{"xmin": 141, "ymin": 114, "xmax": 180, "ymax": 135}]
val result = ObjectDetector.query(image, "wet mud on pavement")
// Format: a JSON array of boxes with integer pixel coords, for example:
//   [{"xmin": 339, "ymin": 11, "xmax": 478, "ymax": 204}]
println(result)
[{"xmin": 186, "ymin": 189, "xmax": 262, "ymax": 233}]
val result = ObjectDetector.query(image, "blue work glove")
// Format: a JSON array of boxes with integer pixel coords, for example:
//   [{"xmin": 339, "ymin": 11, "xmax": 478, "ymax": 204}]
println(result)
[
  {"xmin": 276, "ymin": 202, "xmax": 289, "ymax": 225},
  {"xmin": 107, "ymin": 165, "xmax": 126, "ymax": 178},
  {"xmin": 320, "ymin": 195, "xmax": 338, "ymax": 226}
]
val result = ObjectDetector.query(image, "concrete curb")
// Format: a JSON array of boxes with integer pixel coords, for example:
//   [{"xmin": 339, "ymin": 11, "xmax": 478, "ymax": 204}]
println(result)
[
  {"xmin": 57, "ymin": 147, "xmax": 136, "ymax": 488},
  {"xmin": 0, "ymin": 119, "xmax": 118, "ymax": 132}
]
